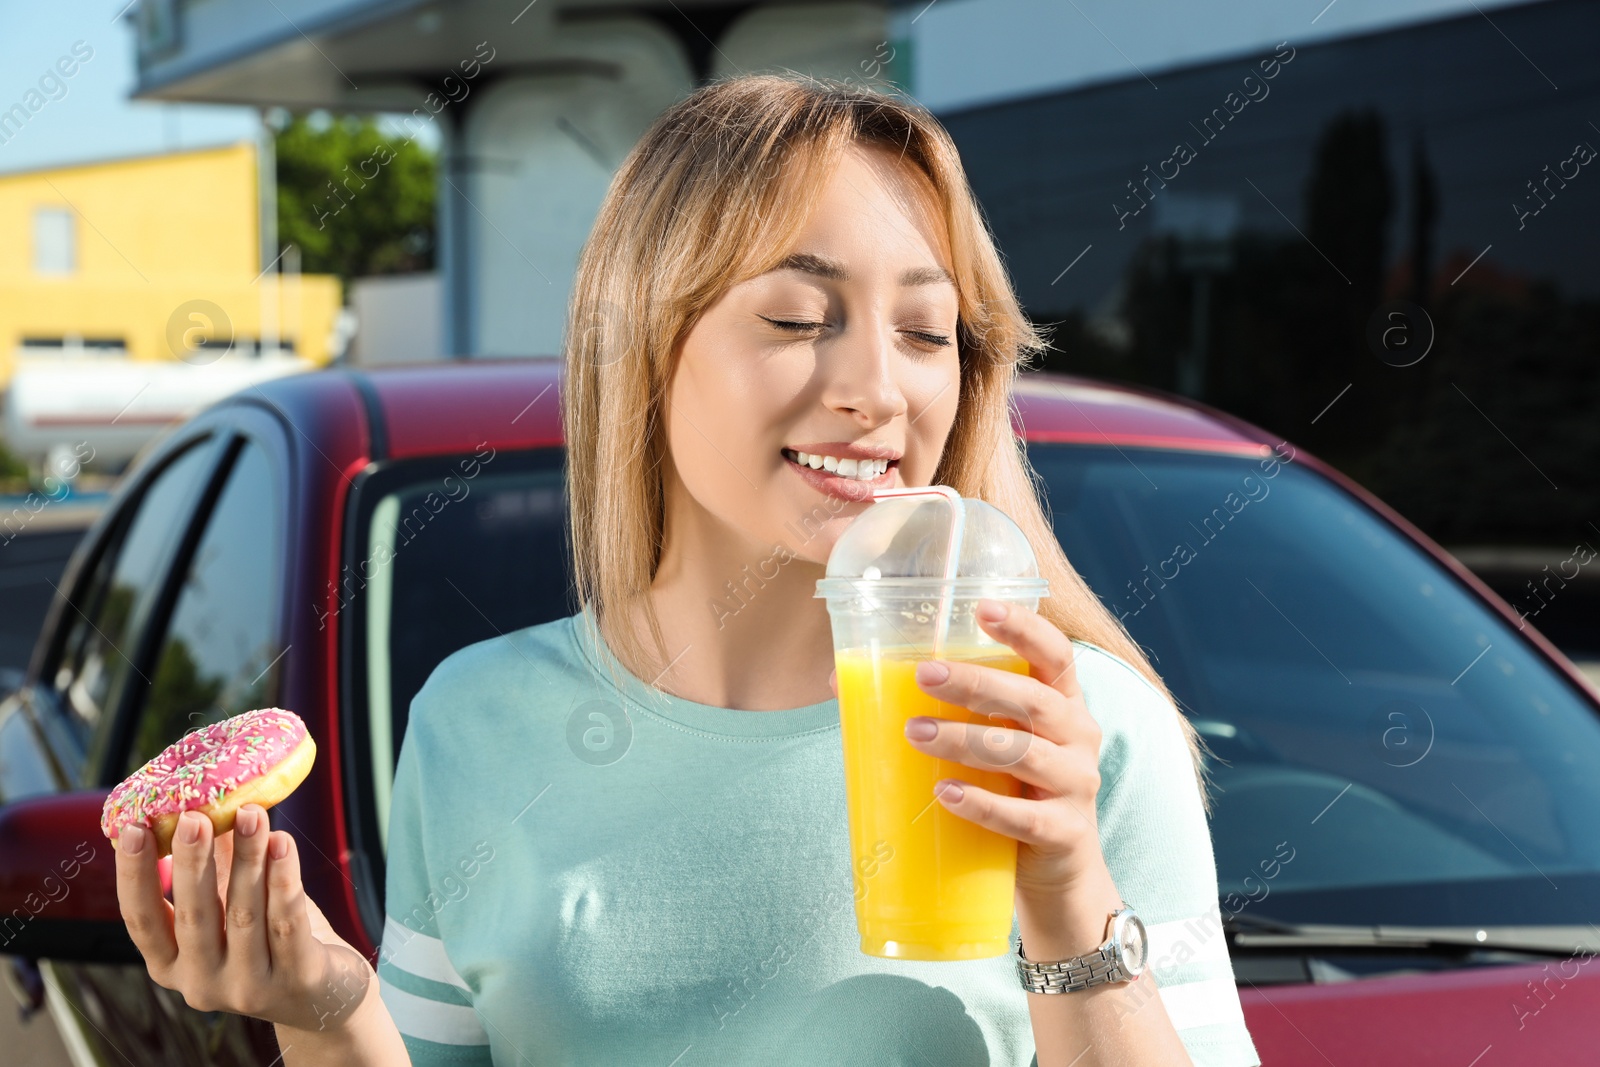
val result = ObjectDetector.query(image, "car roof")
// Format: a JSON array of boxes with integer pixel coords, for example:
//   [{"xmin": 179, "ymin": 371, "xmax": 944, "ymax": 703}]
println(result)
[
  {"xmin": 310, "ymin": 358, "xmax": 1268, "ymax": 460},
  {"xmin": 1010, "ymin": 373, "xmax": 1269, "ymax": 455}
]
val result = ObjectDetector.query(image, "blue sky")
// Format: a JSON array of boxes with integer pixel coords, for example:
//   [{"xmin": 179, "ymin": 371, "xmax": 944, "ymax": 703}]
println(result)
[{"xmin": 0, "ymin": 1, "xmax": 259, "ymax": 174}]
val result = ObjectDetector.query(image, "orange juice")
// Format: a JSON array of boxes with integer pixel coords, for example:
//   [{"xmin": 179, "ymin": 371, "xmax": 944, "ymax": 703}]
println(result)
[{"xmin": 835, "ymin": 646, "xmax": 1029, "ymax": 960}]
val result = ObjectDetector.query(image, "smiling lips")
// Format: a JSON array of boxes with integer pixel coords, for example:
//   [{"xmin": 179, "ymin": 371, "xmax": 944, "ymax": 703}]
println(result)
[
  {"xmin": 781, "ymin": 445, "xmax": 899, "ymax": 501},
  {"xmin": 784, "ymin": 448, "xmax": 889, "ymax": 479}
]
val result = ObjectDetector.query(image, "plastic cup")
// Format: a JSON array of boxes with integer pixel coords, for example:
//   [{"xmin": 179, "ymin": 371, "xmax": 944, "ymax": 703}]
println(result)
[{"xmin": 816, "ymin": 492, "xmax": 1048, "ymax": 960}]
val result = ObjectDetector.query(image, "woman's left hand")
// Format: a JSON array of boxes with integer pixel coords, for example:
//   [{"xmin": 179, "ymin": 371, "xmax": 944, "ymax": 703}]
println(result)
[{"xmin": 902, "ymin": 597, "xmax": 1106, "ymax": 901}]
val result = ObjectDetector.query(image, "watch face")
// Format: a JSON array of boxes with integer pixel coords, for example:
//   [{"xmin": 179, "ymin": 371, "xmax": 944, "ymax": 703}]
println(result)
[{"xmin": 1117, "ymin": 912, "xmax": 1148, "ymax": 975}]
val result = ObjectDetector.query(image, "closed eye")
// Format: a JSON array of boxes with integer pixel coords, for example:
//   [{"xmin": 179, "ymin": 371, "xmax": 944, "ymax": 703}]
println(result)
[
  {"xmin": 762, "ymin": 317, "xmax": 823, "ymax": 333},
  {"xmin": 760, "ymin": 316, "xmax": 951, "ymax": 348}
]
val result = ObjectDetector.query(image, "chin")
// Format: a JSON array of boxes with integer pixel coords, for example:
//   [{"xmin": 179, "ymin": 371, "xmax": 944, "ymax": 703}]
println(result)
[
  {"xmin": 769, "ymin": 500, "xmax": 860, "ymax": 564},
  {"xmin": 789, "ymin": 543, "xmax": 834, "ymax": 567}
]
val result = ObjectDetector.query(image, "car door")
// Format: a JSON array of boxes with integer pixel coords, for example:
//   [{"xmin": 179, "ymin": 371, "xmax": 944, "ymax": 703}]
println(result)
[
  {"xmin": 38, "ymin": 408, "xmax": 291, "ymax": 1067},
  {"xmin": 339, "ymin": 444, "xmax": 574, "ymax": 943},
  {"xmin": 1, "ymin": 428, "xmax": 225, "ymax": 1058}
]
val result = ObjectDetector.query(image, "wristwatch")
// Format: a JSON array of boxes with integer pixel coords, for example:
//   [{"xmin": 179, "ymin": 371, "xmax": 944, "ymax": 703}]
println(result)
[{"xmin": 1016, "ymin": 905, "xmax": 1148, "ymax": 993}]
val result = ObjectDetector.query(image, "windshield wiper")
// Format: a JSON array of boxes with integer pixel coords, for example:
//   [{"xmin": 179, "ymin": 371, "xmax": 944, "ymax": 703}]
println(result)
[{"xmin": 1223, "ymin": 912, "xmax": 1600, "ymax": 959}]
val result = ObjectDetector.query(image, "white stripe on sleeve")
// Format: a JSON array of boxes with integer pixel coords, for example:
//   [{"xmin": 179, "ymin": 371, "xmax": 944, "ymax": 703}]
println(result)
[
  {"xmin": 1144, "ymin": 907, "xmax": 1233, "ymax": 977},
  {"xmin": 381, "ymin": 917, "xmax": 472, "ymax": 991},
  {"xmin": 1158, "ymin": 975, "xmax": 1249, "ymax": 1032},
  {"xmin": 379, "ymin": 977, "xmax": 491, "ymax": 1046}
]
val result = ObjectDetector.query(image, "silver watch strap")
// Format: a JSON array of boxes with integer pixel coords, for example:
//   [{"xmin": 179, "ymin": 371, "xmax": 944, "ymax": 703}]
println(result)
[{"xmin": 1015, "ymin": 938, "xmax": 1128, "ymax": 993}]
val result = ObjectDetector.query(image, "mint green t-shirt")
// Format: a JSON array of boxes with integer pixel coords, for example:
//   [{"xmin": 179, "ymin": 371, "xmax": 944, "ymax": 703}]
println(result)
[{"xmin": 376, "ymin": 609, "xmax": 1261, "ymax": 1066}]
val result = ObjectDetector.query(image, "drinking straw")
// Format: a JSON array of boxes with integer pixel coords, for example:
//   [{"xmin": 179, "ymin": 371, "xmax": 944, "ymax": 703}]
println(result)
[{"xmin": 870, "ymin": 485, "xmax": 965, "ymax": 657}]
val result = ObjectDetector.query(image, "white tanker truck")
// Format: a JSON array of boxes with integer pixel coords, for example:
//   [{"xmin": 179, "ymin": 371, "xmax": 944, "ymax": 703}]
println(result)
[{"xmin": 2, "ymin": 353, "xmax": 315, "ymax": 482}]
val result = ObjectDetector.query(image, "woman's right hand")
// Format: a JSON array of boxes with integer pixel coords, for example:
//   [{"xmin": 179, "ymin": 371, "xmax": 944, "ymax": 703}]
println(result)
[{"xmin": 114, "ymin": 804, "xmax": 376, "ymax": 1037}]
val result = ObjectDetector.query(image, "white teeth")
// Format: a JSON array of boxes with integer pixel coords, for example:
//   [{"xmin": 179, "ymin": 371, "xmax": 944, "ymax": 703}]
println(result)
[{"xmin": 787, "ymin": 449, "xmax": 891, "ymax": 479}]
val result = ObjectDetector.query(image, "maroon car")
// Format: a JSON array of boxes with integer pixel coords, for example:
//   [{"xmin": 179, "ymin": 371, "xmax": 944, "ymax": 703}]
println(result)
[{"xmin": 4, "ymin": 360, "xmax": 1599, "ymax": 1064}]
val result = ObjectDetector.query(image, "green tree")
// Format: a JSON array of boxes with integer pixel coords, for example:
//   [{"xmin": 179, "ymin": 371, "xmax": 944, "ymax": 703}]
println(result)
[
  {"xmin": 130, "ymin": 638, "xmax": 225, "ymax": 773},
  {"xmin": 0, "ymin": 438, "xmax": 28, "ymax": 491},
  {"xmin": 274, "ymin": 113, "xmax": 437, "ymax": 284}
]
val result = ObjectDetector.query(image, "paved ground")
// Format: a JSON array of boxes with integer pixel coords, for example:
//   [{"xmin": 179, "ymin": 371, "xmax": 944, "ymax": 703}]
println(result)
[
  {"xmin": 4, "ymin": 992, "xmax": 75, "ymax": 1067},
  {"xmin": 0, "ymin": 528, "xmax": 84, "ymax": 677}
]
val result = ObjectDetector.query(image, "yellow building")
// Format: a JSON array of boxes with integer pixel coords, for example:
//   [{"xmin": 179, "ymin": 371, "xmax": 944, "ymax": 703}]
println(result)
[{"xmin": 0, "ymin": 141, "xmax": 341, "ymax": 386}]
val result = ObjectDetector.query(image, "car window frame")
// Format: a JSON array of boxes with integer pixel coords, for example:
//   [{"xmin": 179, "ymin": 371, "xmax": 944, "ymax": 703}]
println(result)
[
  {"xmin": 99, "ymin": 408, "xmax": 292, "ymax": 789},
  {"xmin": 113, "ymin": 423, "xmax": 292, "ymax": 784},
  {"xmin": 32, "ymin": 430, "xmax": 228, "ymax": 780},
  {"xmin": 337, "ymin": 445, "xmax": 569, "ymax": 945}
]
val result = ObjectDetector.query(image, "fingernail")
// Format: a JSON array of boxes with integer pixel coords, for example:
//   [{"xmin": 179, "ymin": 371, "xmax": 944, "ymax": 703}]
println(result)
[
  {"xmin": 181, "ymin": 812, "xmax": 203, "ymax": 844},
  {"xmin": 937, "ymin": 780, "xmax": 965, "ymax": 803},
  {"xmin": 237, "ymin": 808, "xmax": 258, "ymax": 838},
  {"xmin": 269, "ymin": 835, "xmax": 290, "ymax": 861},
  {"xmin": 905, "ymin": 717, "xmax": 938, "ymax": 741},
  {"xmin": 915, "ymin": 661, "xmax": 950, "ymax": 685},
  {"xmin": 121, "ymin": 826, "xmax": 146, "ymax": 855},
  {"xmin": 976, "ymin": 600, "xmax": 1008, "ymax": 622}
]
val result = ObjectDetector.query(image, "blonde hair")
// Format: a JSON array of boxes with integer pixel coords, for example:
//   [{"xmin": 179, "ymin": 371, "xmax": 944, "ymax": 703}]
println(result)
[{"xmin": 561, "ymin": 72, "xmax": 1211, "ymax": 805}]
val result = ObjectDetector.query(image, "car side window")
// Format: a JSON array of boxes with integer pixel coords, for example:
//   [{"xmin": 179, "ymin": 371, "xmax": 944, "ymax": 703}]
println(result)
[
  {"xmin": 349, "ymin": 449, "xmax": 573, "ymax": 860},
  {"xmin": 124, "ymin": 439, "xmax": 283, "ymax": 775},
  {"xmin": 51, "ymin": 438, "xmax": 217, "ymax": 745}
]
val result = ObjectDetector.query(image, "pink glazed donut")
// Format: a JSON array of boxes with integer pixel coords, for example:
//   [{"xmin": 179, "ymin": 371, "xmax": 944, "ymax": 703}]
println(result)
[{"xmin": 101, "ymin": 708, "xmax": 316, "ymax": 858}]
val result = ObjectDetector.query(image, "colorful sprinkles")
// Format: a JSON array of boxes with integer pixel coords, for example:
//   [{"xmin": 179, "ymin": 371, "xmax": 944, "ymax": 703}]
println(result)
[{"xmin": 101, "ymin": 708, "xmax": 308, "ymax": 842}]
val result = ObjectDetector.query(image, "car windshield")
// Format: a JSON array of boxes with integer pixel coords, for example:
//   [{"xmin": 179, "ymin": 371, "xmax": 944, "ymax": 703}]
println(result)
[{"xmin": 1030, "ymin": 443, "xmax": 1600, "ymax": 929}]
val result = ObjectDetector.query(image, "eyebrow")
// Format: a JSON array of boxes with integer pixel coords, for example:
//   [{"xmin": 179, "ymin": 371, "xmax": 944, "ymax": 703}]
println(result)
[{"xmin": 770, "ymin": 251, "xmax": 955, "ymax": 288}]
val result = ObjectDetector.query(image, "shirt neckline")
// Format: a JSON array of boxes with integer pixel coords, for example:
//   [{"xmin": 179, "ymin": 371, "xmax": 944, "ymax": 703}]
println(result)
[{"xmin": 567, "ymin": 605, "xmax": 840, "ymax": 739}]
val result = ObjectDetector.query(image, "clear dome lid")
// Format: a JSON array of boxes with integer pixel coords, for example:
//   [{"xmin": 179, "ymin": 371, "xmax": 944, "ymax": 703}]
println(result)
[{"xmin": 814, "ymin": 491, "xmax": 1047, "ymax": 598}]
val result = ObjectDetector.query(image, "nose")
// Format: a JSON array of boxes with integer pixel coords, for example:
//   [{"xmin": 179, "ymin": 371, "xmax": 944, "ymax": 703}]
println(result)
[{"xmin": 819, "ymin": 316, "xmax": 907, "ymax": 429}]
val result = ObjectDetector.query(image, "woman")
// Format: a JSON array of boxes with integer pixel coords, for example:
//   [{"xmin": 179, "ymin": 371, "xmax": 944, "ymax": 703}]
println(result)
[{"xmin": 114, "ymin": 73, "xmax": 1260, "ymax": 1067}]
